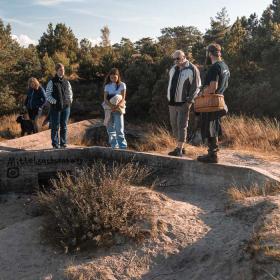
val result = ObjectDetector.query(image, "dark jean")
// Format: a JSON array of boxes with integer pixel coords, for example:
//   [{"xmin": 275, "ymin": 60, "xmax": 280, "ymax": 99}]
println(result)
[
  {"xmin": 28, "ymin": 108, "xmax": 41, "ymax": 133},
  {"xmin": 50, "ymin": 106, "xmax": 70, "ymax": 147}
]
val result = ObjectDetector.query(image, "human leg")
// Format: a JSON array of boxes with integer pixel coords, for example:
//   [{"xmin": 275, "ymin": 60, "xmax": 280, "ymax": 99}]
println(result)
[
  {"xmin": 50, "ymin": 108, "xmax": 60, "ymax": 148},
  {"xmin": 113, "ymin": 112, "xmax": 127, "ymax": 149},
  {"xmin": 60, "ymin": 106, "xmax": 70, "ymax": 147}
]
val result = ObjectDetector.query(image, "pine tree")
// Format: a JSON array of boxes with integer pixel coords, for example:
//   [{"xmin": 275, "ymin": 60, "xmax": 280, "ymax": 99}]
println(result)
[
  {"xmin": 204, "ymin": 7, "xmax": 231, "ymax": 45},
  {"xmin": 101, "ymin": 25, "xmax": 111, "ymax": 47}
]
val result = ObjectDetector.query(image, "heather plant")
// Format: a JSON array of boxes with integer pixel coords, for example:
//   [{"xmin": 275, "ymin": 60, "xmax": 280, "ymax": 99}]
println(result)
[{"xmin": 37, "ymin": 161, "xmax": 155, "ymax": 252}]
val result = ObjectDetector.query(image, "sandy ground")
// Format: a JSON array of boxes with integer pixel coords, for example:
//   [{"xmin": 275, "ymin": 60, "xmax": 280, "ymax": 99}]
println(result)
[
  {"xmin": 1, "ymin": 179, "xmax": 279, "ymax": 280},
  {"xmin": 0, "ymin": 125, "xmax": 280, "ymax": 279}
]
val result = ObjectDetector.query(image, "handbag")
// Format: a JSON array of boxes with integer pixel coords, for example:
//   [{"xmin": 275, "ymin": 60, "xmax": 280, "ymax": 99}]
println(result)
[{"xmin": 194, "ymin": 93, "xmax": 225, "ymax": 113}]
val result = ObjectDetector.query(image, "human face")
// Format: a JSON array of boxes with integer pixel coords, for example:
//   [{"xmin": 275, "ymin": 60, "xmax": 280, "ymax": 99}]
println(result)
[
  {"xmin": 173, "ymin": 54, "xmax": 186, "ymax": 66},
  {"xmin": 30, "ymin": 81, "xmax": 36, "ymax": 89},
  {"xmin": 56, "ymin": 66, "xmax": 65, "ymax": 77},
  {"xmin": 110, "ymin": 74, "xmax": 118, "ymax": 83}
]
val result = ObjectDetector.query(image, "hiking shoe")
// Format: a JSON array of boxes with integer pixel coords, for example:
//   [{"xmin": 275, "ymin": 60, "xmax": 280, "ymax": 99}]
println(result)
[
  {"xmin": 168, "ymin": 147, "xmax": 183, "ymax": 157},
  {"xmin": 197, "ymin": 153, "xmax": 218, "ymax": 163}
]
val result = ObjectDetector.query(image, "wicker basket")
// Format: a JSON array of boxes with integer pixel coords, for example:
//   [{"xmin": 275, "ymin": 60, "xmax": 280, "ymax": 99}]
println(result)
[{"xmin": 194, "ymin": 93, "xmax": 225, "ymax": 113}]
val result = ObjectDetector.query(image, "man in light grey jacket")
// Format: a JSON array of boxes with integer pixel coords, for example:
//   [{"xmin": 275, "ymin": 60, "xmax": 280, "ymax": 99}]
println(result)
[{"xmin": 167, "ymin": 50, "xmax": 201, "ymax": 157}]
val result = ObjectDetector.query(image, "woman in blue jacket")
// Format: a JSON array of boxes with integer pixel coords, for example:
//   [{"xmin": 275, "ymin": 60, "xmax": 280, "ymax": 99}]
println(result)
[{"xmin": 24, "ymin": 77, "xmax": 46, "ymax": 133}]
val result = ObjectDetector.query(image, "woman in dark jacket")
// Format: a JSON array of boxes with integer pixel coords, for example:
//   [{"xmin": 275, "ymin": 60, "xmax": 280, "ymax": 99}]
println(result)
[{"xmin": 24, "ymin": 77, "xmax": 46, "ymax": 133}]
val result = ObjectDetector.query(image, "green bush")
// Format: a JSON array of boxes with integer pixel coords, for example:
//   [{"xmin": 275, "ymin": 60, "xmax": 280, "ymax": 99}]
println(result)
[{"xmin": 0, "ymin": 86, "xmax": 18, "ymax": 115}]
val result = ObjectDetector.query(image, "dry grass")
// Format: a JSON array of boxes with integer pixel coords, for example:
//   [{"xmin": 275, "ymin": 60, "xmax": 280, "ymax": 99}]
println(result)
[
  {"xmin": 0, "ymin": 114, "xmax": 21, "ymax": 140},
  {"xmin": 222, "ymin": 115, "xmax": 280, "ymax": 154},
  {"xmin": 228, "ymin": 182, "xmax": 280, "ymax": 201},
  {"xmin": 0, "ymin": 113, "xmax": 49, "ymax": 142},
  {"xmin": 133, "ymin": 125, "xmax": 176, "ymax": 152},
  {"xmin": 246, "ymin": 201, "xmax": 280, "ymax": 264},
  {"xmin": 37, "ymin": 161, "xmax": 156, "ymax": 253}
]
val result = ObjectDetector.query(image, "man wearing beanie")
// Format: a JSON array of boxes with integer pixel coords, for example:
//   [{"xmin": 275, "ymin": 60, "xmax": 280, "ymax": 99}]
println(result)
[{"xmin": 197, "ymin": 43, "xmax": 230, "ymax": 163}]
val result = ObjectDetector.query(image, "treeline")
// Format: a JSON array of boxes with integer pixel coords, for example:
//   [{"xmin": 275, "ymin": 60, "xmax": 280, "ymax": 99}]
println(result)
[{"xmin": 1, "ymin": 1, "xmax": 280, "ymax": 122}]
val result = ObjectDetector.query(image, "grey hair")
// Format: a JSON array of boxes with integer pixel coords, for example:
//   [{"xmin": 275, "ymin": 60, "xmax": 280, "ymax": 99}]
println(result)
[{"xmin": 172, "ymin": 50, "xmax": 185, "ymax": 58}]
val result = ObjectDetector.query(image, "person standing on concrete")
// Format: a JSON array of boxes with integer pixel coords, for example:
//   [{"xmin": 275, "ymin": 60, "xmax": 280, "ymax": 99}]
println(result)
[
  {"xmin": 46, "ymin": 63, "xmax": 73, "ymax": 149},
  {"xmin": 197, "ymin": 43, "xmax": 230, "ymax": 163},
  {"xmin": 103, "ymin": 68, "xmax": 127, "ymax": 149},
  {"xmin": 24, "ymin": 77, "xmax": 46, "ymax": 133},
  {"xmin": 167, "ymin": 50, "xmax": 201, "ymax": 157}
]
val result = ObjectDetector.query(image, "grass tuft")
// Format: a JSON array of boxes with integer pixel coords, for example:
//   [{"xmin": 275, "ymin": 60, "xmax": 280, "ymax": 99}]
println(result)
[
  {"xmin": 37, "ymin": 161, "xmax": 156, "ymax": 252},
  {"xmin": 227, "ymin": 182, "xmax": 280, "ymax": 201}
]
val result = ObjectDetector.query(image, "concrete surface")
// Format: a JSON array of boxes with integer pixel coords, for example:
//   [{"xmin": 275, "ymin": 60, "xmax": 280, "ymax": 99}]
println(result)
[{"xmin": 0, "ymin": 146, "xmax": 278, "ymax": 193}]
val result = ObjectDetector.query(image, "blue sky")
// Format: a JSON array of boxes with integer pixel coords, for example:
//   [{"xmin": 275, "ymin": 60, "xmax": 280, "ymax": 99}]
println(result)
[{"xmin": 0, "ymin": 0, "xmax": 273, "ymax": 47}]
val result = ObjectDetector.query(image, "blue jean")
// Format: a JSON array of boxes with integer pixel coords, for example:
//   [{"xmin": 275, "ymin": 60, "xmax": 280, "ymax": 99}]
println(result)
[
  {"xmin": 107, "ymin": 112, "xmax": 127, "ymax": 149},
  {"xmin": 50, "ymin": 106, "xmax": 70, "ymax": 147}
]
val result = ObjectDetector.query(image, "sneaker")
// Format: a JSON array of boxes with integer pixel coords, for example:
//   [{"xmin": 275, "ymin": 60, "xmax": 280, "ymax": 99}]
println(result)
[
  {"xmin": 52, "ymin": 145, "xmax": 60, "ymax": 149},
  {"xmin": 60, "ymin": 144, "xmax": 67, "ymax": 148},
  {"xmin": 197, "ymin": 153, "xmax": 218, "ymax": 163},
  {"xmin": 168, "ymin": 147, "xmax": 182, "ymax": 157}
]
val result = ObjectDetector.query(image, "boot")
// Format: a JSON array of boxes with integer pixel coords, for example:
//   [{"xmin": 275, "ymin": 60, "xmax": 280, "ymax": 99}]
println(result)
[
  {"xmin": 197, "ymin": 152, "xmax": 218, "ymax": 163},
  {"xmin": 197, "ymin": 137, "xmax": 218, "ymax": 163}
]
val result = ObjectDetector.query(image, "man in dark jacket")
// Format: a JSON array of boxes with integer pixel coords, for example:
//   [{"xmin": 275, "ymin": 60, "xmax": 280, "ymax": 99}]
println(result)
[
  {"xmin": 197, "ymin": 43, "xmax": 230, "ymax": 163},
  {"xmin": 46, "ymin": 63, "xmax": 73, "ymax": 148}
]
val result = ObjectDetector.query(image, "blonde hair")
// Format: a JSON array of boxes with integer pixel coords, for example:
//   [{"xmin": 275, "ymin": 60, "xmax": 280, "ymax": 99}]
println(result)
[{"xmin": 28, "ymin": 77, "xmax": 40, "ymax": 89}]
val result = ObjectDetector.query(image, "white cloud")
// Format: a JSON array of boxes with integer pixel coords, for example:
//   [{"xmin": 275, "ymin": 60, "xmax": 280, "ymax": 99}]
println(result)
[
  {"xmin": 88, "ymin": 37, "xmax": 102, "ymax": 46},
  {"xmin": 34, "ymin": 0, "xmax": 84, "ymax": 6},
  {"xmin": 12, "ymin": 34, "xmax": 37, "ymax": 47}
]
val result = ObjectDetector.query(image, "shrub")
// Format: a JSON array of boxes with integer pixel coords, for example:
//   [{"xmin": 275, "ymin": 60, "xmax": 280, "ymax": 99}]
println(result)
[
  {"xmin": 37, "ymin": 161, "xmax": 155, "ymax": 252},
  {"xmin": 0, "ymin": 86, "xmax": 18, "ymax": 115}
]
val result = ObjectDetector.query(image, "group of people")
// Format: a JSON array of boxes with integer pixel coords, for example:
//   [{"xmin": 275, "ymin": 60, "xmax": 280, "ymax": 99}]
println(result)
[
  {"xmin": 167, "ymin": 43, "xmax": 230, "ymax": 163},
  {"xmin": 24, "ymin": 63, "xmax": 73, "ymax": 148},
  {"xmin": 23, "ymin": 42, "xmax": 230, "ymax": 163}
]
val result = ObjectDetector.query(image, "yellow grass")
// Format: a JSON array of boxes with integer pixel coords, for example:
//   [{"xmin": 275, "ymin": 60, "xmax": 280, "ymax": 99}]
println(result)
[
  {"xmin": 222, "ymin": 115, "xmax": 280, "ymax": 155},
  {"xmin": 227, "ymin": 182, "xmax": 280, "ymax": 201},
  {"xmin": 0, "ymin": 113, "xmax": 49, "ymax": 142},
  {"xmin": 134, "ymin": 125, "xmax": 176, "ymax": 152}
]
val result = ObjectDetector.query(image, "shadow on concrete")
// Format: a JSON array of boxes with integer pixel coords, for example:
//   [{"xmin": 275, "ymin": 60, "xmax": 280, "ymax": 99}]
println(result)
[{"xmin": 0, "ymin": 146, "xmax": 25, "ymax": 152}]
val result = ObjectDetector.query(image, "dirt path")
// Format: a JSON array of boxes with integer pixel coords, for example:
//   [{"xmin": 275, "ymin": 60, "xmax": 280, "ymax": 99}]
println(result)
[
  {"xmin": 0, "ymin": 140, "xmax": 280, "ymax": 279},
  {"xmin": 0, "ymin": 194, "xmax": 72, "ymax": 280},
  {"xmin": 1, "ymin": 184, "xmax": 279, "ymax": 280},
  {"xmin": 218, "ymin": 150, "xmax": 280, "ymax": 180}
]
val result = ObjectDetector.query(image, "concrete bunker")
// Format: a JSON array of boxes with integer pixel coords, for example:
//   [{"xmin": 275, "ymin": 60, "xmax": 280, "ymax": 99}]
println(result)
[{"xmin": 0, "ymin": 146, "xmax": 279, "ymax": 193}]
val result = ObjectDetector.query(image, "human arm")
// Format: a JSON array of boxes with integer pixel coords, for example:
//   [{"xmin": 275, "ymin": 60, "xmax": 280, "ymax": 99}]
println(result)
[
  {"xmin": 202, "ymin": 81, "xmax": 218, "ymax": 95},
  {"xmin": 68, "ymin": 81, "xmax": 73, "ymax": 103},
  {"xmin": 201, "ymin": 65, "xmax": 219, "ymax": 95},
  {"xmin": 187, "ymin": 65, "xmax": 201, "ymax": 103},
  {"xmin": 104, "ymin": 91, "xmax": 117, "ymax": 110},
  {"xmin": 116, "ymin": 89, "xmax": 126, "ymax": 107},
  {"xmin": 45, "ymin": 80, "xmax": 56, "ymax": 104}
]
